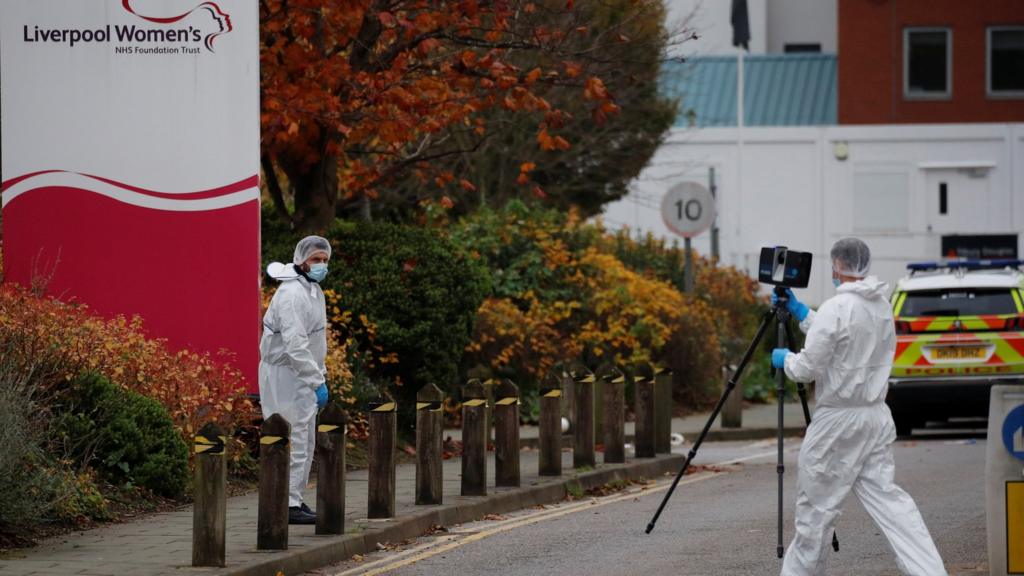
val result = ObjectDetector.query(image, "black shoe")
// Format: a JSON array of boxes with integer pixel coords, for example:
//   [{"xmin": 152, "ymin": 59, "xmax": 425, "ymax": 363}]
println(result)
[
  {"xmin": 300, "ymin": 502, "xmax": 316, "ymax": 516},
  {"xmin": 288, "ymin": 506, "xmax": 316, "ymax": 525}
]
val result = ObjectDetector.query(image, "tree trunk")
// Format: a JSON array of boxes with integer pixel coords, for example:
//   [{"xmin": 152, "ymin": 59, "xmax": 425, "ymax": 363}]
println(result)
[
  {"xmin": 360, "ymin": 194, "xmax": 372, "ymax": 222},
  {"xmin": 262, "ymin": 155, "xmax": 294, "ymax": 228},
  {"xmin": 286, "ymin": 152, "xmax": 338, "ymax": 233}
]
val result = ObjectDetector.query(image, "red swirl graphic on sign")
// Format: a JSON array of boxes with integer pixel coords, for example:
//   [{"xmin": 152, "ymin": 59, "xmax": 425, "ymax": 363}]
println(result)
[
  {"xmin": 2, "ymin": 170, "xmax": 256, "ymax": 199},
  {"xmin": 121, "ymin": 0, "xmax": 232, "ymax": 51},
  {"xmin": 2, "ymin": 171, "xmax": 260, "ymax": 212}
]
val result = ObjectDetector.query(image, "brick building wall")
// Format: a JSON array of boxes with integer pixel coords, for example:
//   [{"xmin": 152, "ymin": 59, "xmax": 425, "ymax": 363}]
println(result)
[{"xmin": 839, "ymin": 0, "xmax": 1024, "ymax": 124}]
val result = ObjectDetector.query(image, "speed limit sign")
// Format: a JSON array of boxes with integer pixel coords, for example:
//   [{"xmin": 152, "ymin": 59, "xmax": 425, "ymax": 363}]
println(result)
[{"xmin": 660, "ymin": 181, "xmax": 716, "ymax": 238}]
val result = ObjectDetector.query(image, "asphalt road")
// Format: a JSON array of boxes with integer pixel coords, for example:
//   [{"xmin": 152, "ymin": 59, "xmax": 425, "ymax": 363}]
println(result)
[{"xmin": 311, "ymin": 435, "xmax": 988, "ymax": 576}]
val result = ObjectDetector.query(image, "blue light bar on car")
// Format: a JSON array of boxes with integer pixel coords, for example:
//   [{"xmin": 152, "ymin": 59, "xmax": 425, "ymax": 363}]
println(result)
[{"xmin": 907, "ymin": 259, "xmax": 1024, "ymax": 272}]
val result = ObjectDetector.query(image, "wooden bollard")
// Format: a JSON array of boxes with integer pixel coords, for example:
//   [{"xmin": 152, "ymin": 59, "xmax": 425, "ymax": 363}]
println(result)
[
  {"xmin": 593, "ymin": 366, "xmax": 605, "ymax": 444},
  {"xmin": 415, "ymin": 383, "xmax": 444, "ymax": 505},
  {"xmin": 461, "ymin": 379, "xmax": 488, "ymax": 496},
  {"xmin": 316, "ymin": 403, "xmax": 347, "ymax": 534},
  {"xmin": 654, "ymin": 367, "xmax": 673, "ymax": 454},
  {"xmin": 634, "ymin": 362, "xmax": 656, "ymax": 458},
  {"xmin": 192, "ymin": 422, "xmax": 227, "ymax": 567},
  {"xmin": 721, "ymin": 365, "xmax": 743, "ymax": 428},
  {"xmin": 483, "ymin": 378, "xmax": 497, "ymax": 446},
  {"xmin": 367, "ymin": 392, "xmax": 397, "ymax": 519},
  {"xmin": 257, "ymin": 414, "xmax": 290, "ymax": 550},
  {"xmin": 538, "ymin": 370, "xmax": 563, "ymax": 476},
  {"xmin": 599, "ymin": 363, "xmax": 626, "ymax": 464},
  {"xmin": 559, "ymin": 363, "xmax": 576, "ymax": 432},
  {"xmin": 494, "ymin": 379, "xmax": 521, "ymax": 487},
  {"xmin": 571, "ymin": 366, "xmax": 596, "ymax": 469}
]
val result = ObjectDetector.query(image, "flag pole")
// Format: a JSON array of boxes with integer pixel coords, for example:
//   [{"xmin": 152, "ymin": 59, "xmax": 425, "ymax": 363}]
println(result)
[
  {"xmin": 731, "ymin": 0, "xmax": 750, "ymax": 271},
  {"xmin": 736, "ymin": 48, "xmax": 744, "ymax": 269}
]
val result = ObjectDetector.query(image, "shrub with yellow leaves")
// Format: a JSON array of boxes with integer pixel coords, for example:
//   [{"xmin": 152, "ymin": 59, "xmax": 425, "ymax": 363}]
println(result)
[
  {"xmin": 454, "ymin": 202, "xmax": 742, "ymax": 409},
  {"xmin": 573, "ymin": 247, "xmax": 684, "ymax": 364},
  {"xmin": 467, "ymin": 295, "xmax": 582, "ymax": 382},
  {"xmin": 600, "ymin": 229, "xmax": 764, "ymax": 363}
]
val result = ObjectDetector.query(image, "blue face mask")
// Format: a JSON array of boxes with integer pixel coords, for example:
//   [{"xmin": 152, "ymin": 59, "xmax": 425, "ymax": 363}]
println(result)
[
  {"xmin": 307, "ymin": 263, "xmax": 328, "ymax": 282},
  {"xmin": 833, "ymin": 278, "xmax": 841, "ymax": 288}
]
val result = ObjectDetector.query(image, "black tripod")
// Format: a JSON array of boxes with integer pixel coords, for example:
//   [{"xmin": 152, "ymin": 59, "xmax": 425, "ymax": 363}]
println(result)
[{"xmin": 644, "ymin": 285, "xmax": 838, "ymax": 558}]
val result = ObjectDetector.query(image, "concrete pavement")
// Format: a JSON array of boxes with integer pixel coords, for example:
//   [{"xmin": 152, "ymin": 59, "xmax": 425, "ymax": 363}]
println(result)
[{"xmin": 443, "ymin": 400, "xmax": 813, "ymax": 445}]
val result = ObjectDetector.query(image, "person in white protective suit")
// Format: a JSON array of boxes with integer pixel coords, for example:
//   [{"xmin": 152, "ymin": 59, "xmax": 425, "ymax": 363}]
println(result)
[
  {"xmin": 260, "ymin": 236, "xmax": 332, "ymax": 525},
  {"xmin": 771, "ymin": 238, "xmax": 946, "ymax": 576}
]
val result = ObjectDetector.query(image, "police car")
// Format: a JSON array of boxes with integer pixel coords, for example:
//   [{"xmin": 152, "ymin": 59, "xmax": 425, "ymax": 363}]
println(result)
[{"xmin": 887, "ymin": 259, "xmax": 1024, "ymax": 436}]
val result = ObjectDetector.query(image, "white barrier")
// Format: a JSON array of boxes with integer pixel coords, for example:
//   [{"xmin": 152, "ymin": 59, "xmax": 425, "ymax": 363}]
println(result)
[{"xmin": 986, "ymin": 384, "xmax": 1024, "ymax": 575}]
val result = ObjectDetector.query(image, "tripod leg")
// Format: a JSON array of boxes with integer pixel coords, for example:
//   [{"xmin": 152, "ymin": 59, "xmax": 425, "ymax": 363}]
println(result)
[
  {"xmin": 644, "ymin": 308, "xmax": 776, "ymax": 534},
  {"xmin": 776, "ymin": 319, "xmax": 786, "ymax": 559}
]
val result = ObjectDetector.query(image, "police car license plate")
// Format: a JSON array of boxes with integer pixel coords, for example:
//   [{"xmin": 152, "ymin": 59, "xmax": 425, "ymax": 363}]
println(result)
[{"xmin": 931, "ymin": 346, "xmax": 987, "ymax": 360}]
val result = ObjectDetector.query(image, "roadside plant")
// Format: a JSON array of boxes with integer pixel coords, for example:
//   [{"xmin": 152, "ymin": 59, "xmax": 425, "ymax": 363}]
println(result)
[{"xmin": 0, "ymin": 284, "xmax": 255, "ymax": 458}]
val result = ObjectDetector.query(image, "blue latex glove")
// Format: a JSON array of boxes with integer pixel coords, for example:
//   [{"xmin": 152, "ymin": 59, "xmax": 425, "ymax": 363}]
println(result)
[
  {"xmin": 315, "ymin": 383, "xmax": 329, "ymax": 409},
  {"xmin": 771, "ymin": 348, "xmax": 791, "ymax": 369},
  {"xmin": 771, "ymin": 288, "xmax": 809, "ymax": 322}
]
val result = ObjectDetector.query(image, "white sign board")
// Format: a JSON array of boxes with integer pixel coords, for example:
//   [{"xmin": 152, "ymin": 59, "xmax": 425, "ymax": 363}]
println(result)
[
  {"xmin": 1, "ymin": 0, "xmax": 260, "ymax": 387},
  {"xmin": 660, "ymin": 181, "xmax": 716, "ymax": 238}
]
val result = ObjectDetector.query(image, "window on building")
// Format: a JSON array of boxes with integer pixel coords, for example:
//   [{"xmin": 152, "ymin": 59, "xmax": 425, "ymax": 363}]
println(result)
[
  {"xmin": 784, "ymin": 43, "xmax": 821, "ymax": 53},
  {"xmin": 988, "ymin": 27, "xmax": 1024, "ymax": 96},
  {"xmin": 904, "ymin": 28, "xmax": 951, "ymax": 99}
]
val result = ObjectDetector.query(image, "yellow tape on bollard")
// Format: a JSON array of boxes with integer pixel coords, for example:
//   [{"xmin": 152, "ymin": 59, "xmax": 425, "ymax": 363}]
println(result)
[
  {"xmin": 194, "ymin": 434, "xmax": 226, "ymax": 454},
  {"xmin": 463, "ymin": 399, "xmax": 487, "ymax": 407},
  {"xmin": 259, "ymin": 435, "xmax": 287, "ymax": 445},
  {"xmin": 495, "ymin": 397, "xmax": 518, "ymax": 406}
]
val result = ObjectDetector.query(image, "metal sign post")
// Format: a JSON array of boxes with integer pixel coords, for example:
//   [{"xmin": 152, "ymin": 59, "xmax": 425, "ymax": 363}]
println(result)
[{"xmin": 709, "ymin": 167, "xmax": 720, "ymax": 263}]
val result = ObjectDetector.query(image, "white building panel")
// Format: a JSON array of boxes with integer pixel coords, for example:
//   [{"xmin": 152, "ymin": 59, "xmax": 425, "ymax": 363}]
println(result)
[{"xmin": 603, "ymin": 124, "xmax": 1024, "ymax": 305}]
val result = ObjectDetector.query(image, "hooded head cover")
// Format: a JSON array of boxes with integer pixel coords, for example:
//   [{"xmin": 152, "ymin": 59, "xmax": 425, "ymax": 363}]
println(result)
[
  {"xmin": 830, "ymin": 237, "xmax": 871, "ymax": 278},
  {"xmin": 293, "ymin": 236, "xmax": 331, "ymax": 265}
]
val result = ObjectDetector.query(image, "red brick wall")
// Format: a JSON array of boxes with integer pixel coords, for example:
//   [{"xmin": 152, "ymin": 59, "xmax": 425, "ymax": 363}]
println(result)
[{"xmin": 839, "ymin": 0, "xmax": 1024, "ymax": 124}]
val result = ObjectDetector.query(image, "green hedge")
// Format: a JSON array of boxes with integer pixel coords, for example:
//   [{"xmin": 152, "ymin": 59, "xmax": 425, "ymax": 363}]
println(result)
[
  {"xmin": 50, "ymin": 373, "xmax": 189, "ymax": 498},
  {"xmin": 262, "ymin": 209, "xmax": 492, "ymax": 404}
]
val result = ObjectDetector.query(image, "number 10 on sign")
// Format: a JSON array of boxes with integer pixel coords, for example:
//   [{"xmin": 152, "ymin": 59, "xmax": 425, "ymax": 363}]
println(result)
[
  {"xmin": 661, "ymin": 182, "xmax": 716, "ymax": 293},
  {"xmin": 661, "ymin": 181, "xmax": 716, "ymax": 239}
]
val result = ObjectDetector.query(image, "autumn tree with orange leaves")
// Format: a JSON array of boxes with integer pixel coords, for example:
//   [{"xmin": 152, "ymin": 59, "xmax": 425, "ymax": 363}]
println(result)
[
  {"xmin": 260, "ymin": 0, "xmax": 683, "ymax": 231},
  {"xmin": 383, "ymin": 0, "xmax": 678, "ymax": 219}
]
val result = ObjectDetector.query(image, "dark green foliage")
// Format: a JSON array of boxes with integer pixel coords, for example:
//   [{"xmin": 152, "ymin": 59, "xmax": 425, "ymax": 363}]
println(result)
[
  {"xmin": 263, "ymin": 209, "xmax": 492, "ymax": 404},
  {"xmin": 330, "ymin": 220, "xmax": 491, "ymax": 390},
  {"xmin": 51, "ymin": 373, "xmax": 189, "ymax": 498},
  {"xmin": 449, "ymin": 201, "xmax": 597, "ymax": 302}
]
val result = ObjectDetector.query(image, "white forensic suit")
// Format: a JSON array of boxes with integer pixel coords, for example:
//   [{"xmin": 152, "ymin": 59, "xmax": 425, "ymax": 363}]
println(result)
[
  {"xmin": 780, "ymin": 277, "xmax": 946, "ymax": 576},
  {"xmin": 259, "ymin": 266, "xmax": 327, "ymax": 507}
]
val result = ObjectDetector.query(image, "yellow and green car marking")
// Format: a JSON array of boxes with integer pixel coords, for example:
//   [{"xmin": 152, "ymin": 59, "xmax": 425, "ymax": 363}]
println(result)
[{"xmin": 891, "ymin": 288, "xmax": 1024, "ymax": 378}]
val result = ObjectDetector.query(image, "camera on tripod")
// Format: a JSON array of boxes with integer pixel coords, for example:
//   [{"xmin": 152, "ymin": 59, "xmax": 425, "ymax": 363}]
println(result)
[
  {"xmin": 759, "ymin": 246, "xmax": 812, "ymax": 289},
  {"xmin": 648, "ymin": 243, "xmax": 836, "ymax": 558}
]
